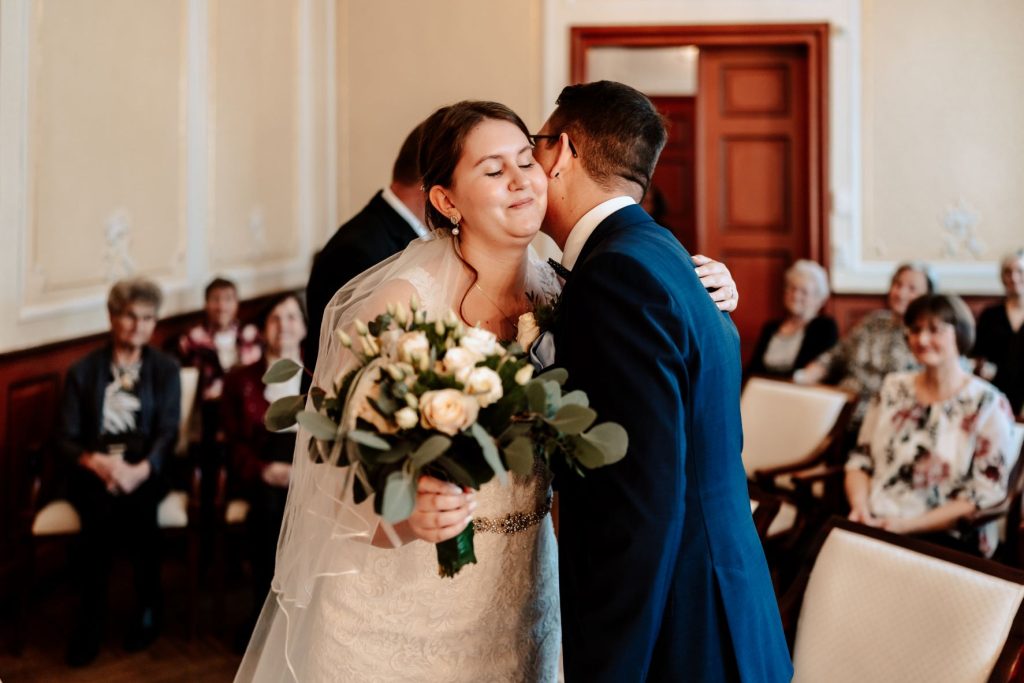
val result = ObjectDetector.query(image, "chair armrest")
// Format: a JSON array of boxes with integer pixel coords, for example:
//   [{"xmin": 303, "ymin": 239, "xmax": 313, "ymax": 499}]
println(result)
[{"xmin": 963, "ymin": 500, "xmax": 1012, "ymax": 529}]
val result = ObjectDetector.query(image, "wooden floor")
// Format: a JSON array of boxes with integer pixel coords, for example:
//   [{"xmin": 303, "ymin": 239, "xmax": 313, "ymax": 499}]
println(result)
[{"xmin": 0, "ymin": 555, "xmax": 247, "ymax": 683}]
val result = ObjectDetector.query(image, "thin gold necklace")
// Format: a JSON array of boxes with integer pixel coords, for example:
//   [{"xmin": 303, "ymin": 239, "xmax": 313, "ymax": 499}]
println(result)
[{"xmin": 472, "ymin": 282, "xmax": 520, "ymax": 330}]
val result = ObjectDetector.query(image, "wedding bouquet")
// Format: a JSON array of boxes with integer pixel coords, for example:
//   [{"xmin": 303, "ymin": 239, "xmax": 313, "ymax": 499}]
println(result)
[{"xmin": 263, "ymin": 296, "xmax": 626, "ymax": 577}]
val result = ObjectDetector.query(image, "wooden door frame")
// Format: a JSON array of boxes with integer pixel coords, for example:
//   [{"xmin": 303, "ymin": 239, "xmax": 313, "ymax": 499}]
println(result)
[{"xmin": 569, "ymin": 23, "xmax": 830, "ymax": 267}]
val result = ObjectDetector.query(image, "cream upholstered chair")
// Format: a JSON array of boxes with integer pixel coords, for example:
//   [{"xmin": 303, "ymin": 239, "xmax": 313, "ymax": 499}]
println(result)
[
  {"xmin": 741, "ymin": 377, "xmax": 854, "ymax": 537},
  {"xmin": 783, "ymin": 518, "xmax": 1024, "ymax": 683}
]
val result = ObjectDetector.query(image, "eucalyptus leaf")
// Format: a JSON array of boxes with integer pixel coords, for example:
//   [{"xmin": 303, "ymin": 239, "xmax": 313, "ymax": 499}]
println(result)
[
  {"xmin": 536, "ymin": 367, "xmax": 568, "ymax": 386},
  {"xmin": 471, "ymin": 422, "xmax": 507, "ymax": 486},
  {"xmin": 295, "ymin": 410, "xmax": 339, "ymax": 440},
  {"xmin": 410, "ymin": 435, "xmax": 452, "ymax": 470},
  {"xmin": 380, "ymin": 471, "xmax": 416, "ymax": 523},
  {"xmin": 264, "ymin": 394, "xmax": 306, "ymax": 431},
  {"xmin": 503, "ymin": 436, "xmax": 535, "ymax": 477},
  {"xmin": 560, "ymin": 390, "xmax": 590, "ymax": 407},
  {"xmin": 543, "ymin": 381, "xmax": 562, "ymax": 416},
  {"xmin": 570, "ymin": 434, "xmax": 606, "ymax": 469},
  {"xmin": 526, "ymin": 380, "xmax": 548, "ymax": 414},
  {"xmin": 262, "ymin": 358, "xmax": 304, "ymax": 384},
  {"xmin": 547, "ymin": 404, "xmax": 597, "ymax": 435},
  {"xmin": 581, "ymin": 422, "xmax": 629, "ymax": 465},
  {"xmin": 348, "ymin": 429, "xmax": 391, "ymax": 450},
  {"xmin": 436, "ymin": 455, "xmax": 477, "ymax": 489}
]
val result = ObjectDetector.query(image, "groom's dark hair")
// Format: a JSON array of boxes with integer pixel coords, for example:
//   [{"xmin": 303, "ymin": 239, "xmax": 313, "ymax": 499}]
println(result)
[{"xmin": 544, "ymin": 81, "xmax": 667, "ymax": 197}]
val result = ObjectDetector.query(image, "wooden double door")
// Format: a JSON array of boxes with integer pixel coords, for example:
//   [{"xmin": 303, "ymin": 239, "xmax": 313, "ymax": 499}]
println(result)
[{"xmin": 647, "ymin": 43, "xmax": 819, "ymax": 364}]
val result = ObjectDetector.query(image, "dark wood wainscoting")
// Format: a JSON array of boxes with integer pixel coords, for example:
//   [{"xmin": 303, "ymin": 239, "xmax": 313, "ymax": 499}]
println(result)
[
  {"xmin": 0, "ymin": 291, "xmax": 296, "ymax": 596},
  {"xmin": 828, "ymin": 293, "xmax": 1001, "ymax": 336}
]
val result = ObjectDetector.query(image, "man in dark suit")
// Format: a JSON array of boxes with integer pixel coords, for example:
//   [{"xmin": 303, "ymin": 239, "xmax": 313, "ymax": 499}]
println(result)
[
  {"xmin": 533, "ymin": 81, "xmax": 792, "ymax": 682},
  {"xmin": 304, "ymin": 122, "xmax": 428, "ymax": 367}
]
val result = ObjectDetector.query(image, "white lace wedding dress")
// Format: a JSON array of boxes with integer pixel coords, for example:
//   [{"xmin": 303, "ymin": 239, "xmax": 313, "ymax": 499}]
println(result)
[{"xmin": 236, "ymin": 232, "xmax": 562, "ymax": 683}]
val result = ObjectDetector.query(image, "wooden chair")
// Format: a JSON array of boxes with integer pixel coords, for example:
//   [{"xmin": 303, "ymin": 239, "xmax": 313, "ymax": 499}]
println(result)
[
  {"xmin": 781, "ymin": 517, "xmax": 1024, "ymax": 682},
  {"xmin": 741, "ymin": 377, "xmax": 855, "ymax": 539},
  {"xmin": 14, "ymin": 367, "xmax": 200, "ymax": 651}
]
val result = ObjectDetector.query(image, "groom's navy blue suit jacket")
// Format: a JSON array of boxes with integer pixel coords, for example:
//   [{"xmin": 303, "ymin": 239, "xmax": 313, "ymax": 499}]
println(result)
[{"xmin": 553, "ymin": 205, "xmax": 792, "ymax": 682}]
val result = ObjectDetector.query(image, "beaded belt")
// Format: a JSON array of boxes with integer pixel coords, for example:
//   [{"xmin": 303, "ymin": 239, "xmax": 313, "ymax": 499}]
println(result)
[{"xmin": 473, "ymin": 495, "xmax": 552, "ymax": 535}]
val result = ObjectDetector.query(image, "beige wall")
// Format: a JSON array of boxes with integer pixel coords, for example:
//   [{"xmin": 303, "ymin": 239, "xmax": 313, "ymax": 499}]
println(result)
[
  {"xmin": 862, "ymin": 0, "xmax": 1024, "ymax": 275},
  {"xmin": 0, "ymin": 0, "xmax": 334, "ymax": 353},
  {"xmin": 334, "ymin": 0, "xmax": 542, "ymax": 232}
]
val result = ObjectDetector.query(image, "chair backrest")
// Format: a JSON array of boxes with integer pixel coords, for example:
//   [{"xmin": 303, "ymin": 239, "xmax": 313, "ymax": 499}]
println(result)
[
  {"xmin": 1007, "ymin": 422, "xmax": 1024, "ymax": 493},
  {"xmin": 740, "ymin": 377, "xmax": 852, "ymax": 476},
  {"xmin": 786, "ymin": 519, "xmax": 1024, "ymax": 683},
  {"xmin": 177, "ymin": 366, "xmax": 199, "ymax": 456}
]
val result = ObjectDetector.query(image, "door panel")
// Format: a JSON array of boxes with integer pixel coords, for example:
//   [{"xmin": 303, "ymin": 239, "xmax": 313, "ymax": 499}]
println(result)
[
  {"xmin": 648, "ymin": 97, "xmax": 697, "ymax": 250},
  {"xmin": 698, "ymin": 46, "xmax": 810, "ymax": 364}
]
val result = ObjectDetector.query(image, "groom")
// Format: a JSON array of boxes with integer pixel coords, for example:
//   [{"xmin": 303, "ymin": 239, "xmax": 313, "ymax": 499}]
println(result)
[{"xmin": 533, "ymin": 81, "xmax": 792, "ymax": 682}]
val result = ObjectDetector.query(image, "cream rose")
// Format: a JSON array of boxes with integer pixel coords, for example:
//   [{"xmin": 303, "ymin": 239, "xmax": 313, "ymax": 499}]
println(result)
[
  {"xmin": 443, "ymin": 346, "xmax": 482, "ymax": 381},
  {"xmin": 396, "ymin": 331, "xmax": 430, "ymax": 365},
  {"xmin": 516, "ymin": 312, "xmax": 541, "ymax": 350},
  {"xmin": 514, "ymin": 364, "xmax": 534, "ymax": 386},
  {"xmin": 419, "ymin": 389, "xmax": 479, "ymax": 435},
  {"xmin": 394, "ymin": 406, "xmax": 419, "ymax": 430},
  {"xmin": 463, "ymin": 367, "xmax": 504, "ymax": 407},
  {"xmin": 460, "ymin": 326, "xmax": 499, "ymax": 357}
]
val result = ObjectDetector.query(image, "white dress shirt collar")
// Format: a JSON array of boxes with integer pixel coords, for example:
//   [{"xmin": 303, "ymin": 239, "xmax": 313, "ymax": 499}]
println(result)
[
  {"xmin": 381, "ymin": 186, "xmax": 428, "ymax": 238},
  {"xmin": 560, "ymin": 196, "xmax": 636, "ymax": 271}
]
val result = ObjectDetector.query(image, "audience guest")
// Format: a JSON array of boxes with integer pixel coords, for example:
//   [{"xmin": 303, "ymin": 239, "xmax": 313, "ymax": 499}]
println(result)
[
  {"xmin": 59, "ymin": 278, "xmax": 181, "ymax": 666},
  {"xmin": 221, "ymin": 293, "xmax": 307, "ymax": 639},
  {"xmin": 972, "ymin": 249, "xmax": 1024, "ymax": 416},
  {"xmin": 305, "ymin": 122, "xmax": 428, "ymax": 369},
  {"xmin": 845, "ymin": 294, "xmax": 1013, "ymax": 556},
  {"xmin": 746, "ymin": 259, "xmax": 838, "ymax": 378},
  {"xmin": 796, "ymin": 261, "xmax": 934, "ymax": 434}
]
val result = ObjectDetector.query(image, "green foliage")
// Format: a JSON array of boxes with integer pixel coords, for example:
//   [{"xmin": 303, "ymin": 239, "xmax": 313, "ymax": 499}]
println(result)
[
  {"xmin": 264, "ymin": 394, "xmax": 306, "ymax": 431},
  {"xmin": 296, "ymin": 410, "xmax": 339, "ymax": 441},
  {"xmin": 502, "ymin": 436, "xmax": 535, "ymax": 476},
  {"xmin": 263, "ymin": 358, "xmax": 304, "ymax": 384},
  {"xmin": 380, "ymin": 470, "xmax": 416, "ymax": 523}
]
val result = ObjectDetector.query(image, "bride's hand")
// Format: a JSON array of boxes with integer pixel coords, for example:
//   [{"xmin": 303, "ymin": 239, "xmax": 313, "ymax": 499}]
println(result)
[
  {"xmin": 692, "ymin": 254, "xmax": 739, "ymax": 312},
  {"xmin": 407, "ymin": 476, "xmax": 477, "ymax": 543}
]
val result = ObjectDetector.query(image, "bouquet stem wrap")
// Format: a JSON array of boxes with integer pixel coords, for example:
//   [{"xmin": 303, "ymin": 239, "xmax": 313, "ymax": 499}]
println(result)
[{"xmin": 436, "ymin": 524, "xmax": 477, "ymax": 578}]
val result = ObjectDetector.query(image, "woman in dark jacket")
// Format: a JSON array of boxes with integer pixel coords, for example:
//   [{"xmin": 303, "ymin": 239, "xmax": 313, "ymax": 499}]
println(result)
[
  {"xmin": 60, "ymin": 278, "xmax": 181, "ymax": 666},
  {"xmin": 747, "ymin": 259, "xmax": 838, "ymax": 378},
  {"xmin": 972, "ymin": 249, "xmax": 1024, "ymax": 416}
]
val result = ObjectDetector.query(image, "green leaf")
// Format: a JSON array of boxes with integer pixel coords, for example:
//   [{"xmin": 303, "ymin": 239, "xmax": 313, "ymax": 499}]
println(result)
[
  {"xmin": 526, "ymin": 380, "xmax": 548, "ymax": 413},
  {"xmin": 503, "ymin": 436, "xmax": 535, "ymax": 477},
  {"xmin": 578, "ymin": 422, "xmax": 629, "ymax": 467},
  {"xmin": 536, "ymin": 367, "xmax": 568, "ymax": 386},
  {"xmin": 380, "ymin": 470, "xmax": 416, "ymax": 523},
  {"xmin": 560, "ymin": 390, "xmax": 589, "ymax": 407},
  {"xmin": 264, "ymin": 394, "xmax": 306, "ymax": 431},
  {"xmin": 262, "ymin": 358, "xmax": 304, "ymax": 384},
  {"xmin": 547, "ymin": 404, "xmax": 597, "ymax": 435},
  {"xmin": 436, "ymin": 455, "xmax": 478, "ymax": 489},
  {"xmin": 471, "ymin": 422, "xmax": 507, "ymax": 486},
  {"xmin": 295, "ymin": 410, "xmax": 339, "ymax": 440},
  {"xmin": 309, "ymin": 386, "xmax": 326, "ymax": 411},
  {"xmin": 348, "ymin": 429, "xmax": 391, "ymax": 450},
  {"xmin": 410, "ymin": 435, "xmax": 452, "ymax": 470}
]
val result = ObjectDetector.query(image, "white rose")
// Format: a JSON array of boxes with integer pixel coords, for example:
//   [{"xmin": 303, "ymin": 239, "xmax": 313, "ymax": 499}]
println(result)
[
  {"xmin": 463, "ymin": 367, "xmax": 504, "ymax": 407},
  {"xmin": 395, "ymin": 406, "xmax": 419, "ymax": 430},
  {"xmin": 514, "ymin": 364, "xmax": 534, "ymax": 386},
  {"xmin": 516, "ymin": 312, "xmax": 541, "ymax": 350},
  {"xmin": 419, "ymin": 389, "xmax": 480, "ymax": 435},
  {"xmin": 377, "ymin": 328, "xmax": 402, "ymax": 360},
  {"xmin": 396, "ymin": 331, "xmax": 430, "ymax": 365},
  {"xmin": 459, "ymin": 326, "xmax": 498, "ymax": 357},
  {"xmin": 443, "ymin": 346, "xmax": 482, "ymax": 380}
]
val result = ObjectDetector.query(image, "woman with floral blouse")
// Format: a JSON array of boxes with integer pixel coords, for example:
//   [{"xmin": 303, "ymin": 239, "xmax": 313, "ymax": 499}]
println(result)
[{"xmin": 845, "ymin": 293, "xmax": 1015, "ymax": 556}]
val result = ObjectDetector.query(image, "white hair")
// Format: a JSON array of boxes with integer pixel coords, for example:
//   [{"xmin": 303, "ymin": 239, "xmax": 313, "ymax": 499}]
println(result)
[
  {"xmin": 1000, "ymin": 248, "xmax": 1024, "ymax": 272},
  {"xmin": 785, "ymin": 259, "xmax": 830, "ymax": 300}
]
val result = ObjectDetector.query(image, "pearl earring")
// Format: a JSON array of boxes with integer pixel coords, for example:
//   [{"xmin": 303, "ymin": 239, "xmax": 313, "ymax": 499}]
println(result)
[{"xmin": 449, "ymin": 213, "xmax": 461, "ymax": 235}]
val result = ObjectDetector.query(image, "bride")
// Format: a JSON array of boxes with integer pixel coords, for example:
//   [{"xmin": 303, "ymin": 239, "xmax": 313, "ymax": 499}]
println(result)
[{"xmin": 236, "ymin": 100, "xmax": 736, "ymax": 682}]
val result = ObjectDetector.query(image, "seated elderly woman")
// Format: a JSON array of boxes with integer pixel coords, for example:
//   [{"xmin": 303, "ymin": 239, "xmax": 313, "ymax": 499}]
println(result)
[
  {"xmin": 59, "ymin": 278, "xmax": 181, "ymax": 666},
  {"xmin": 746, "ymin": 259, "xmax": 838, "ymax": 378},
  {"xmin": 972, "ymin": 249, "xmax": 1024, "ymax": 417},
  {"xmin": 845, "ymin": 293, "xmax": 1014, "ymax": 556},
  {"xmin": 221, "ymin": 293, "xmax": 307, "ymax": 639},
  {"xmin": 796, "ymin": 261, "xmax": 935, "ymax": 437}
]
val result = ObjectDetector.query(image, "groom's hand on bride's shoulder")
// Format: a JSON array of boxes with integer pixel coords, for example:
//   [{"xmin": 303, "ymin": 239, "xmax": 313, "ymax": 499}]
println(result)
[{"xmin": 692, "ymin": 254, "xmax": 739, "ymax": 313}]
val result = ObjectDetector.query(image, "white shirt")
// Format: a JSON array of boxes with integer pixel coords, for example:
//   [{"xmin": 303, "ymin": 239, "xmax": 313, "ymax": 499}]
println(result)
[
  {"xmin": 381, "ymin": 186, "xmax": 428, "ymax": 239},
  {"xmin": 560, "ymin": 196, "xmax": 636, "ymax": 271}
]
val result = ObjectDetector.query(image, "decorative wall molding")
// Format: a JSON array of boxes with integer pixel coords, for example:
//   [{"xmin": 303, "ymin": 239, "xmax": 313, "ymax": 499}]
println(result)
[{"xmin": 0, "ymin": 0, "xmax": 336, "ymax": 353}]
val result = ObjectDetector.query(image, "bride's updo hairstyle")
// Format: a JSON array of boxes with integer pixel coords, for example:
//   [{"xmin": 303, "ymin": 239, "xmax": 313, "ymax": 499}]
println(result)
[{"xmin": 418, "ymin": 100, "xmax": 533, "ymax": 231}]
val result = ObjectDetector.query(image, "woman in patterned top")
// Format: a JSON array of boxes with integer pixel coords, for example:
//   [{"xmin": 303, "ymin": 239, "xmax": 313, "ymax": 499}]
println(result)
[
  {"xmin": 844, "ymin": 293, "xmax": 1014, "ymax": 556},
  {"xmin": 796, "ymin": 262, "xmax": 935, "ymax": 437}
]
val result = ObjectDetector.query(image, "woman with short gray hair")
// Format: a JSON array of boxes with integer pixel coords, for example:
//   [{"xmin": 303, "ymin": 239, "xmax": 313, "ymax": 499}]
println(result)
[
  {"xmin": 746, "ymin": 259, "xmax": 838, "ymax": 378},
  {"xmin": 972, "ymin": 249, "xmax": 1024, "ymax": 416}
]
